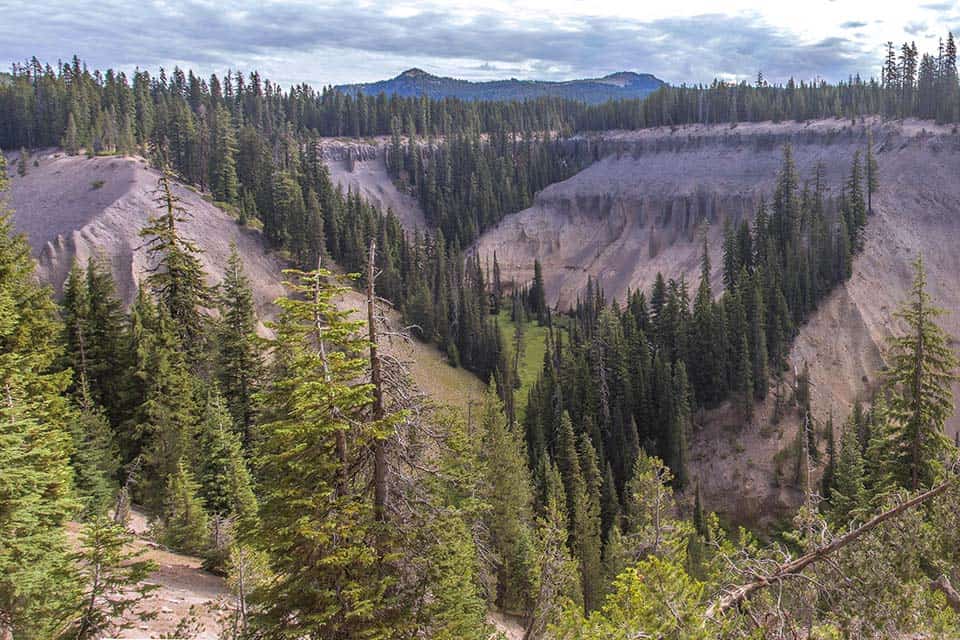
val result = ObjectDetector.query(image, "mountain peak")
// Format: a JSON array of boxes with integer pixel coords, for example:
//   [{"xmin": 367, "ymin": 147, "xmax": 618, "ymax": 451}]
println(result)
[{"xmin": 397, "ymin": 68, "xmax": 432, "ymax": 79}]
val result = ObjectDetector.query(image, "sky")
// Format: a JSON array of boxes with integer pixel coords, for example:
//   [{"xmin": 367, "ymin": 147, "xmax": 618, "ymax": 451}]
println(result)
[{"xmin": 2, "ymin": 0, "xmax": 959, "ymax": 88}]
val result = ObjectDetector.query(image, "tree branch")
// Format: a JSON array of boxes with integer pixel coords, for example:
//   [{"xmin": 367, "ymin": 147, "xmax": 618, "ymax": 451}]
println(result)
[{"xmin": 707, "ymin": 476, "xmax": 956, "ymax": 618}]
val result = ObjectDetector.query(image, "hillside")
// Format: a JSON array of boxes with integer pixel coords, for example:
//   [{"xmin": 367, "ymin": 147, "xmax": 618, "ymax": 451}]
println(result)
[
  {"xmin": 4, "ymin": 149, "xmax": 483, "ymax": 410},
  {"xmin": 318, "ymin": 139, "xmax": 427, "ymax": 233},
  {"xmin": 476, "ymin": 117, "xmax": 960, "ymax": 522},
  {"xmin": 335, "ymin": 67, "xmax": 665, "ymax": 103}
]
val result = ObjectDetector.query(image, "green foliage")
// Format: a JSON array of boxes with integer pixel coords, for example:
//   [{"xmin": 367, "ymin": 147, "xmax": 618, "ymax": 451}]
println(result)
[
  {"xmin": 249, "ymin": 267, "xmax": 402, "ymax": 637},
  {"xmin": 70, "ymin": 404, "xmax": 120, "ymax": 516},
  {"xmin": 65, "ymin": 516, "xmax": 158, "ymax": 639},
  {"xmin": 0, "ymin": 155, "xmax": 81, "ymax": 637},
  {"xmin": 829, "ymin": 417, "xmax": 867, "ymax": 524},
  {"xmin": 882, "ymin": 255, "xmax": 958, "ymax": 490},
  {"xmin": 195, "ymin": 391, "xmax": 257, "ymax": 524},
  {"xmin": 479, "ymin": 385, "xmax": 537, "ymax": 613},
  {"xmin": 139, "ymin": 166, "xmax": 211, "ymax": 351},
  {"xmin": 216, "ymin": 245, "xmax": 261, "ymax": 445},
  {"xmin": 157, "ymin": 460, "xmax": 210, "ymax": 556}
]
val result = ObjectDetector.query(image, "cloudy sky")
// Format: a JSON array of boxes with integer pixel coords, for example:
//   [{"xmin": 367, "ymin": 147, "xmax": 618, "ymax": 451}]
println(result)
[{"xmin": 2, "ymin": 1, "xmax": 959, "ymax": 87}]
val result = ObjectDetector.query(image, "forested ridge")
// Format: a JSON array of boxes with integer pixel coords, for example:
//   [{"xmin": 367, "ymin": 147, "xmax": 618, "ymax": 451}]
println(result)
[{"xmin": 1, "ymin": 35, "xmax": 960, "ymax": 637}]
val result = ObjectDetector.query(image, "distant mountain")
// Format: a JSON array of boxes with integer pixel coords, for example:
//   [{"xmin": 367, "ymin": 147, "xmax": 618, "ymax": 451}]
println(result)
[{"xmin": 335, "ymin": 68, "xmax": 666, "ymax": 104}]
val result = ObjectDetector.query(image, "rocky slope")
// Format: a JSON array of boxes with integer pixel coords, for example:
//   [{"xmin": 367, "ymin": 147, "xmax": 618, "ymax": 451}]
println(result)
[
  {"xmin": 5, "ymin": 150, "xmax": 286, "ymax": 321},
  {"xmin": 319, "ymin": 139, "xmax": 427, "ymax": 234},
  {"xmin": 477, "ymin": 118, "xmax": 960, "ymax": 523},
  {"xmin": 4, "ymin": 149, "xmax": 483, "ymax": 410}
]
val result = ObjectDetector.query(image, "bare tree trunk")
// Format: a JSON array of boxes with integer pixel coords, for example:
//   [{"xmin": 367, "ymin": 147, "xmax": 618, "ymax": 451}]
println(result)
[
  {"xmin": 707, "ymin": 477, "xmax": 956, "ymax": 617},
  {"xmin": 367, "ymin": 240, "xmax": 387, "ymax": 521}
]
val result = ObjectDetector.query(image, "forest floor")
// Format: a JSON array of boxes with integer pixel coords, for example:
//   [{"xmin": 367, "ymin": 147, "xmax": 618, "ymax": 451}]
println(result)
[{"xmin": 67, "ymin": 509, "xmax": 229, "ymax": 639}]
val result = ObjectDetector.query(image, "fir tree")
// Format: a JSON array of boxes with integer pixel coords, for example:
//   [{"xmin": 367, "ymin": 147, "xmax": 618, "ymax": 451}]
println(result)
[
  {"xmin": 830, "ymin": 418, "xmax": 867, "ymax": 524},
  {"xmin": 479, "ymin": 384, "xmax": 537, "ymax": 613},
  {"xmin": 217, "ymin": 245, "xmax": 261, "ymax": 445},
  {"xmin": 884, "ymin": 256, "xmax": 958, "ymax": 490},
  {"xmin": 139, "ymin": 164, "xmax": 211, "ymax": 351},
  {"xmin": 250, "ymin": 266, "xmax": 401, "ymax": 636},
  {"xmin": 0, "ymin": 154, "xmax": 81, "ymax": 637},
  {"xmin": 66, "ymin": 516, "xmax": 157, "ymax": 639},
  {"xmin": 158, "ymin": 460, "xmax": 210, "ymax": 556},
  {"xmin": 576, "ymin": 433, "xmax": 604, "ymax": 613}
]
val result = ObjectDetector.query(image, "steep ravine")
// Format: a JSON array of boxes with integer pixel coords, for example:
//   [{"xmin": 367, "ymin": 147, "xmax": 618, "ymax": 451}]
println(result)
[{"xmin": 476, "ymin": 118, "xmax": 960, "ymax": 524}]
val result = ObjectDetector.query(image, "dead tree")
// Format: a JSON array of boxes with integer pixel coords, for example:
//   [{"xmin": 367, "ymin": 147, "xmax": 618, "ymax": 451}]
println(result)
[
  {"xmin": 367, "ymin": 239, "xmax": 387, "ymax": 521},
  {"xmin": 707, "ymin": 475, "xmax": 957, "ymax": 618}
]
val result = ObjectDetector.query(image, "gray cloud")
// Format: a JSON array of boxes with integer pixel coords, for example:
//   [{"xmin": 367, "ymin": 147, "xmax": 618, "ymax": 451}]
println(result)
[
  {"xmin": 0, "ymin": 1, "xmax": 881, "ymax": 86},
  {"xmin": 840, "ymin": 21, "xmax": 868, "ymax": 29}
]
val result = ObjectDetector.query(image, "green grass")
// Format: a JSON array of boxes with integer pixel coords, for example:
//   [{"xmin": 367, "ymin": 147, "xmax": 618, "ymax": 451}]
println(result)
[{"xmin": 494, "ymin": 309, "xmax": 553, "ymax": 417}]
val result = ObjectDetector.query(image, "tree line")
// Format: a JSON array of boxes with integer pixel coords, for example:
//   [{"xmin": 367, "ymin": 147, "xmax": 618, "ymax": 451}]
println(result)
[{"xmin": 574, "ymin": 33, "xmax": 959, "ymax": 130}]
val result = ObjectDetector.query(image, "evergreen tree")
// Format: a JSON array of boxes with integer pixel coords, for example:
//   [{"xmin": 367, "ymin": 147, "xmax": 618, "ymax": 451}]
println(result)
[
  {"xmin": 250, "ymin": 266, "xmax": 401, "ymax": 636},
  {"xmin": 479, "ymin": 384, "xmax": 537, "ymax": 613},
  {"xmin": 830, "ymin": 418, "xmax": 867, "ymax": 524},
  {"xmin": 196, "ymin": 391, "xmax": 257, "ymax": 524},
  {"xmin": 210, "ymin": 105, "xmax": 240, "ymax": 204},
  {"xmin": 158, "ymin": 460, "xmax": 210, "ymax": 556},
  {"xmin": 63, "ymin": 111, "xmax": 80, "ymax": 155},
  {"xmin": 66, "ymin": 516, "xmax": 157, "ymax": 639},
  {"xmin": 217, "ymin": 245, "xmax": 261, "ymax": 445},
  {"xmin": 884, "ymin": 256, "xmax": 958, "ymax": 490},
  {"xmin": 0, "ymin": 154, "xmax": 81, "ymax": 637},
  {"xmin": 131, "ymin": 304, "xmax": 199, "ymax": 511},
  {"xmin": 139, "ymin": 165, "xmax": 211, "ymax": 351},
  {"xmin": 576, "ymin": 433, "xmax": 604, "ymax": 613},
  {"xmin": 865, "ymin": 132, "xmax": 879, "ymax": 215}
]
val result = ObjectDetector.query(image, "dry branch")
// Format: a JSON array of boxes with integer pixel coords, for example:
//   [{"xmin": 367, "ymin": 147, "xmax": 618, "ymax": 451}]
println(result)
[{"xmin": 707, "ymin": 476, "xmax": 956, "ymax": 618}]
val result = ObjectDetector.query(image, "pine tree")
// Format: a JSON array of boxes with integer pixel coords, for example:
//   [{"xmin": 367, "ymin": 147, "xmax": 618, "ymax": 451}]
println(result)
[
  {"xmin": 527, "ymin": 459, "xmax": 580, "ymax": 638},
  {"xmin": 830, "ymin": 418, "xmax": 867, "ymax": 524},
  {"xmin": 0, "ymin": 154, "xmax": 81, "ymax": 637},
  {"xmin": 576, "ymin": 433, "xmax": 604, "ymax": 613},
  {"xmin": 158, "ymin": 460, "xmax": 210, "ymax": 555},
  {"xmin": 196, "ymin": 391, "xmax": 257, "ymax": 523},
  {"xmin": 63, "ymin": 111, "xmax": 80, "ymax": 155},
  {"xmin": 70, "ymin": 403, "xmax": 120, "ymax": 516},
  {"xmin": 139, "ymin": 164, "xmax": 211, "ymax": 351},
  {"xmin": 865, "ymin": 132, "xmax": 879, "ymax": 215},
  {"xmin": 250, "ymin": 266, "xmax": 400, "ymax": 636},
  {"xmin": 210, "ymin": 105, "xmax": 240, "ymax": 204},
  {"xmin": 217, "ymin": 245, "xmax": 261, "ymax": 445},
  {"xmin": 132, "ymin": 305, "xmax": 199, "ymax": 511},
  {"xmin": 479, "ymin": 384, "xmax": 537, "ymax": 613},
  {"xmin": 84, "ymin": 256, "xmax": 130, "ymax": 426},
  {"xmin": 532, "ymin": 259, "xmax": 548, "ymax": 324},
  {"xmin": 884, "ymin": 256, "xmax": 958, "ymax": 490},
  {"xmin": 66, "ymin": 516, "xmax": 157, "ymax": 639}
]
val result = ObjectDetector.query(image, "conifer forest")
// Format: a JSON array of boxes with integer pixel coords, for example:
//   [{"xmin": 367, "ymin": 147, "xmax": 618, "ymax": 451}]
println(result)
[{"xmin": 2, "ymin": 8, "xmax": 960, "ymax": 639}]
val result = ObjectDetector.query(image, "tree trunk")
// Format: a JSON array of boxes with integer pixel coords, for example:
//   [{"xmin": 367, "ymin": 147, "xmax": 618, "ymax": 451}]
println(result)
[
  {"xmin": 707, "ymin": 477, "xmax": 955, "ymax": 617},
  {"xmin": 931, "ymin": 575, "xmax": 960, "ymax": 613},
  {"xmin": 368, "ymin": 240, "xmax": 387, "ymax": 521}
]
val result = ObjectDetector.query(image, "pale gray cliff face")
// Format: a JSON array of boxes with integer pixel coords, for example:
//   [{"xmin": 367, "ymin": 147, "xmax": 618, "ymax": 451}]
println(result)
[{"xmin": 476, "ymin": 118, "xmax": 960, "ymax": 526}]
